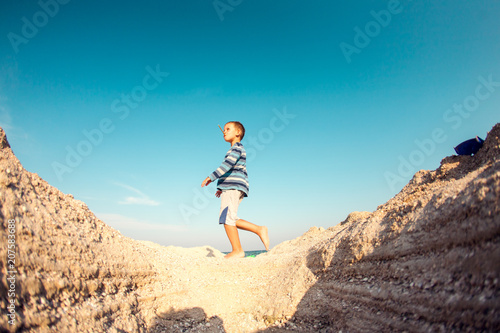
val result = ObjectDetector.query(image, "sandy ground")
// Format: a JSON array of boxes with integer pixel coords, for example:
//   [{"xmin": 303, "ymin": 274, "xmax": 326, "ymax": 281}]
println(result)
[{"xmin": 1, "ymin": 124, "xmax": 499, "ymax": 332}]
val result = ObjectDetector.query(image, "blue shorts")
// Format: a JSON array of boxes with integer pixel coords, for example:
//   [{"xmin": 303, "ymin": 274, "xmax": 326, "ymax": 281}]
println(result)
[{"xmin": 219, "ymin": 190, "xmax": 244, "ymax": 226}]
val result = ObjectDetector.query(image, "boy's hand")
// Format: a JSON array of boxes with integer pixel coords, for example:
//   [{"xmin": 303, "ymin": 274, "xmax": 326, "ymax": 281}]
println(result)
[
  {"xmin": 215, "ymin": 190, "xmax": 222, "ymax": 198},
  {"xmin": 201, "ymin": 177, "xmax": 212, "ymax": 187}
]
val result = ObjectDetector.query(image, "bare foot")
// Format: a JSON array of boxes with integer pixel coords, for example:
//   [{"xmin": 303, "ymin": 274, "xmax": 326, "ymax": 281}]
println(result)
[
  {"xmin": 259, "ymin": 226, "xmax": 270, "ymax": 251},
  {"xmin": 224, "ymin": 250, "xmax": 245, "ymax": 259}
]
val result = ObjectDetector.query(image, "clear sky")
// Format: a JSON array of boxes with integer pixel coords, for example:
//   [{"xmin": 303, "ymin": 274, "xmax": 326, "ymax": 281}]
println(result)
[{"xmin": 1, "ymin": 0, "xmax": 499, "ymax": 252}]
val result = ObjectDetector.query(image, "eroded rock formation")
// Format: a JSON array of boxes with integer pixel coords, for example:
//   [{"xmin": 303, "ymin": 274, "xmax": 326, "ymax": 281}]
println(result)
[{"xmin": 1, "ymin": 124, "xmax": 499, "ymax": 332}]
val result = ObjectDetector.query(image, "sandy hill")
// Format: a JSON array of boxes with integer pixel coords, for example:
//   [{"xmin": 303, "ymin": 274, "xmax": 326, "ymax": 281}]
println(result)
[{"xmin": 1, "ymin": 124, "xmax": 499, "ymax": 333}]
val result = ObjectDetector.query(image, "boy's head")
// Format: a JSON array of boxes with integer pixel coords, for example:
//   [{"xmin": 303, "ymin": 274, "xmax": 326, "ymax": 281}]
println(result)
[{"xmin": 225, "ymin": 121, "xmax": 245, "ymax": 141}]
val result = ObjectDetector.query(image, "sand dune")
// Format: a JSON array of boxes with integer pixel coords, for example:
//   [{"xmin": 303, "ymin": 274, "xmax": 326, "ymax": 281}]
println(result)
[{"xmin": 1, "ymin": 124, "xmax": 499, "ymax": 332}]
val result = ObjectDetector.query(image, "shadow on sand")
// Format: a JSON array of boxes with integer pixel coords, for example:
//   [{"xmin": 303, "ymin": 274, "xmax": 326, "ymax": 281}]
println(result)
[{"xmin": 148, "ymin": 307, "xmax": 226, "ymax": 333}]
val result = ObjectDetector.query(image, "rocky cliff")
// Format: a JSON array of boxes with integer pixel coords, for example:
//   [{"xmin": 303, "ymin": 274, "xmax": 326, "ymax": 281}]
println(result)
[{"xmin": 1, "ymin": 124, "xmax": 499, "ymax": 332}]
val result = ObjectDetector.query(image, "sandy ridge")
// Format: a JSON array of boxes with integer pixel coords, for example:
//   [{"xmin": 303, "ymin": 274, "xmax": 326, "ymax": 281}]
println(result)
[{"xmin": 1, "ymin": 124, "xmax": 499, "ymax": 332}]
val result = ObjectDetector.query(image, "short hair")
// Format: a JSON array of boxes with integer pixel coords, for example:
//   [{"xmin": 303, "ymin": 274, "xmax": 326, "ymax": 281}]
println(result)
[{"xmin": 228, "ymin": 121, "xmax": 245, "ymax": 140}]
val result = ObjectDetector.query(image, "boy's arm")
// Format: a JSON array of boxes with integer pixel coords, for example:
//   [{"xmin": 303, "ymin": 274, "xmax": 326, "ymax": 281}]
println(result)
[
  {"xmin": 208, "ymin": 146, "xmax": 242, "ymax": 182},
  {"xmin": 201, "ymin": 178, "xmax": 222, "ymax": 198},
  {"xmin": 201, "ymin": 177, "xmax": 212, "ymax": 187}
]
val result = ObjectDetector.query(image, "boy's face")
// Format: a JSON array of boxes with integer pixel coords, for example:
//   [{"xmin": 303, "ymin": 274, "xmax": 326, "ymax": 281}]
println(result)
[{"xmin": 223, "ymin": 123, "xmax": 240, "ymax": 143}]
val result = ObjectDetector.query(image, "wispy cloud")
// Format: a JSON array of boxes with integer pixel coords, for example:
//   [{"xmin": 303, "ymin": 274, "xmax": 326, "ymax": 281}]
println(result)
[
  {"xmin": 114, "ymin": 182, "xmax": 161, "ymax": 206},
  {"xmin": 96, "ymin": 213, "xmax": 187, "ymax": 232},
  {"xmin": 187, "ymin": 87, "xmax": 223, "ymax": 98}
]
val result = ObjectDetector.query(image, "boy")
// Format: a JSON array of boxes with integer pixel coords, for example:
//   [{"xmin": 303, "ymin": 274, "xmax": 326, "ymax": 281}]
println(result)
[{"xmin": 201, "ymin": 121, "xmax": 269, "ymax": 259}]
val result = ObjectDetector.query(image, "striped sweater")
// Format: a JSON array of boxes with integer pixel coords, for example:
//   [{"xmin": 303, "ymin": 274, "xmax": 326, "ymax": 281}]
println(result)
[{"xmin": 209, "ymin": 142, "xmax": 249, "ymax": 197}]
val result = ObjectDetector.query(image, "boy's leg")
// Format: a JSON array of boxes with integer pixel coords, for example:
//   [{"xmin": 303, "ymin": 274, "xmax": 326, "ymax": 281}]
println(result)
[
  {"xmin": 224, "ymin": 225, "xmax": 245, "ymax": 259},
  {"xmin": 235, "ymin": 219, "xmax": 270, "ymax": 251},
  {"xmin": 219, "ymin": 190, "xmax": 245, "ymax": 258}
]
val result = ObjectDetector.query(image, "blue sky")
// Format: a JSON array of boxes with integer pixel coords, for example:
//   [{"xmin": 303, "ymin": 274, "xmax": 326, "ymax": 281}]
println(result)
[{"xmin": 1, "ymin": 0, "xmax": 499, "ymax": 252}]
